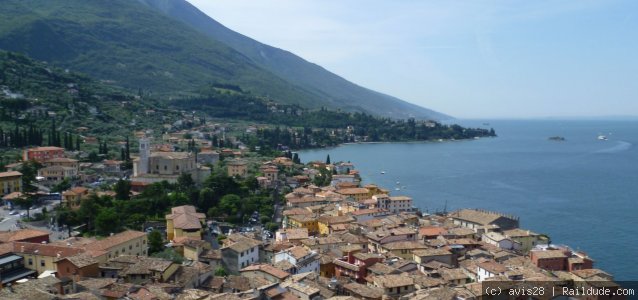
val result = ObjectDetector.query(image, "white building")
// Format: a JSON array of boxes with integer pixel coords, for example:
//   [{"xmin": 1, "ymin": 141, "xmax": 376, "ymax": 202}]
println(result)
[
  {"xmin": 273, "ymin": 246, "xmax": 319, "ymax": 275},
  {"xmin": 477, "ymin": 261, "xmax": 507, "ymax": 282},
  {"xmin": 482, "ymin": 232, "xmax": 521, "ymax": 251},
  {"xmin": 374, "ymin": 195, "xmax": 414, "ymax": 213},
  {"xmin": 221, "ymin": 238, "xmax": 261, "ymax": 274}
]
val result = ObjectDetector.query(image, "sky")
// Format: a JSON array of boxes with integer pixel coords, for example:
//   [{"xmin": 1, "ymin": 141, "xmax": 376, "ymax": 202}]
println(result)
[{"xmin": 187, "ymin": 0, "xmax": 638, "ymax": 119}]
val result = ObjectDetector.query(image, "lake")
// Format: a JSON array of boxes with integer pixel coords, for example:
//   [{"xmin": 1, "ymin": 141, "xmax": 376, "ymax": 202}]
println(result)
[{"xmin": 299, "ymin": 120, "xmax": 638, "ymax": 280}]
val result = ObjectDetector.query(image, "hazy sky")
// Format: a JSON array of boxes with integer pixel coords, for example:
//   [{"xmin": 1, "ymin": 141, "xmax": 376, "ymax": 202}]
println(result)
[{"xmin": 188, "ymin": 0, "xmax": 638, "ymax": 119}]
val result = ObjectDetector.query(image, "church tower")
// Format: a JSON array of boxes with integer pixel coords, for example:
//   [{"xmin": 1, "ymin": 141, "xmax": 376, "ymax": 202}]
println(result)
[{"xmin": 138, "ymin": 137, "xmax": 150, "ymax": 175}]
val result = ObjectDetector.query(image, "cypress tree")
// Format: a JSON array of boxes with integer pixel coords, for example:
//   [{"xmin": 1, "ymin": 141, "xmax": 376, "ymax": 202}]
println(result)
[{"xmin": 75, "ymin": 135, "xmax": 80, "ymax": 151}]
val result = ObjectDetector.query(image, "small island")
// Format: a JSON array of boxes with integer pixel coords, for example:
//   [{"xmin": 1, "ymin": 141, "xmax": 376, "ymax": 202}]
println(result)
[{"xmin": 548, "ymin": 136, "xmax": 566, "ymax": 141}]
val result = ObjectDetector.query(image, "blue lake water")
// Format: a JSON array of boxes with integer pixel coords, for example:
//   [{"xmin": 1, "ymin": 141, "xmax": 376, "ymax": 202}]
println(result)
[{"xmin": 299, "ymin": 120, "xmax": 638, "ymax": 280}]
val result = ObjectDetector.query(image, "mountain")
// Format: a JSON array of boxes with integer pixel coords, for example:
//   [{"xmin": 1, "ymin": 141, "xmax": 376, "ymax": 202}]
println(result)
[
  {"xmin": 137, "ymin": 0, "xmax": 449, "ymax": 120},
  {"xmin": 0, "ymin": 0, "xmax": 449, "ymax": 120}
]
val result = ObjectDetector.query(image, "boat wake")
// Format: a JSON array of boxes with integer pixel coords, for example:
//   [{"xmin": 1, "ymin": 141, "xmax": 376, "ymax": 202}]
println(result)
[{"xmin": 594, "ymin": 141, "xmax": 632, "ymax": 154}]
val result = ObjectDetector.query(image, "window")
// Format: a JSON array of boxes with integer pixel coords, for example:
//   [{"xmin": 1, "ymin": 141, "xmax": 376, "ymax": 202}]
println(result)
[
  {"xmin": 28, "ymin": 258, "xmax": 33, "ymax": 265},
  {"xmin": 67, "ymin": 267, "xmax": 70, "ymax": 273},
  {"xmin": 164, "ymin": 165, "xmax": 167, "ymax": 170},
  {"xmin": 129, "ymin": 245, "xmax": 132, "ymax": 250},
  {"xmin": 40, "ymin": 260, "xmax": 45, "ymax": 267}
]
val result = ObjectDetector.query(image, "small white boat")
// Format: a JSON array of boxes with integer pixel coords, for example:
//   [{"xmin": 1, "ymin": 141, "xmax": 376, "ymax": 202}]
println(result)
[
  {"xmin": 598, "ymin": 135, "xmax": 608, "ymax": 141},
  {"xmin": 394, "ymin": 187, "xmax": 400, "ymax": 191},
  {"xmin": 381, "ymin": 171, "xmax": 386, "ymax": 174}
]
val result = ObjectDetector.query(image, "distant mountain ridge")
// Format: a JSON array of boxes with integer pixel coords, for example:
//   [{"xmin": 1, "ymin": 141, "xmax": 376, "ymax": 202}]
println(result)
[
  {"xmin": 0, "ymin": 0, "xmax": 449, "ymax": 120},
  {"xmin": 137, "ymin": 0, "xmax": 449, "ymax": 120}
]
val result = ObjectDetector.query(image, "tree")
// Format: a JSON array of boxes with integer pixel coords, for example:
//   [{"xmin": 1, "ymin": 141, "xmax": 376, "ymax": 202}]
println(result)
[
  {"xmin": 51, "ymin": 178, "xmax": 71, "ymax": 193},
  {"xmin": 14, "ymin": 193, "xmax": 35, "ymax": 219},
  {"xmin": 326, "ymin": 154, "xmax": 331, "ymax": 164},
  {"xmin": 18, "ymin": 160, "xmax": 41, "ymax": 192},
  {"xmin": 177, "ymin": 173, "xmax": 195, "ymax": 192},
  {"xmin": 214, "ymin": 266, "xmax": 227, "ymax": 277},
  {"xmin": 114, "ymin": 179, "xmax": 131, "ymax": 200},
  {"xmin": 95, "ymin": 208, "xmax": 119, "ymax": 236},
  {"xmin": 56, "ymin": 207, "xmax": 78, "ymax": 236},
  {"xmin": 148, "ymin": 230, "xmax": 164, "ymax": 254}
]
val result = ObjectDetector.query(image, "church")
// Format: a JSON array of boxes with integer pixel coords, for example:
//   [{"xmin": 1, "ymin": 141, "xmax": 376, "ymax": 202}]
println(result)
[{"xmin": 132, "ymin": 137, "xmax": 209, "ymax": 184}]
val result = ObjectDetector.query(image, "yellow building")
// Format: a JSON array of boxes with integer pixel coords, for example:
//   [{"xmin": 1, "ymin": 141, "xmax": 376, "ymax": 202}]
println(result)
[
  {"xmin": 62, "ymin": 187, "xmax": 90, "ymax": 210},
  {"xmin": 503, "ymin": 228, "xmax": 548, "ymax": 253},
  {"xmin": 83, "ymin": 230, "xmax": 148, "ymax": 263},
  {"xmin": 13, "ymin": 242, "xmax": 84, "ymax": 274},
  {"xmin": 166, "ymin": 205, "xmax": 206, "ymax": 241},
  {"xmin": 380, "ymin": 241, "xmax": 429, "ymax": 260},
  {"xmin": 336, "ymin": 188, "xmax": 371, "ymax": 202},
  {"xmin": 317, "ymin": 215, "xmax": 355, "ymax": 236},
  {"xmin": 227, "ymin": 159, "xmax": 248, "ymax": 178},
  {"xmin": 287, "ymin": 215, "xmax": 319, "ymax": 234},
  {"xmin": 0, "ymin": 171, "xmax": 22, "ymax": 197}
]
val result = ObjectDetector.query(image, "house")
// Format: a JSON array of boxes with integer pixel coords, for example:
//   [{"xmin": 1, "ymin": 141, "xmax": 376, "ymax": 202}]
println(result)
[
  {"xmin": 330, "ymin": 174, "xmax": 357, "ymax": 187},
  {"xmin": 226, "ymin": 159, "xmax": 248, "ymax": 178},
  {"xmin": 369, "ymin": 274, "xmax": 416, "ymax": 298},
  {"xmin": 275, "ymin": 228, "xmax": 309, "ymax": 244},
  {"xmin": 102, "ymin": 160, "xmax": 125, "ymax": 175},
  {"xmin": 82, "ymin": 230, "xmax": 148, "ymax": 262},
  {"xmin": 482, "ymin": 232, "xmax": 521, "ymax": 251},
  {"xmin": 374, "ymin": 195, "xmax": 414, "ymax": 213},
  {"xmin": 240, "ymin": 263, "xmax": 290, "ymax": 283},
  {"xmin": 336, "ymin": 188, "xmax": 370, "ymax": 201},
  {"xmin": 412, "ymin": 248, "xmax": 455, "ymax": 270},
  {"xmin": 259, "ymin": 165, "xmax": 279, "ymax": 182},
  {"xmin": 38, "ymin": 165, "xmax": 77, "ymax": 183},
  {"xmin": 43, "ymin": 158, "xmax": 79, "ymax": 173},
  {"xmin": 529, "ymin": 249, "xmax": 568, "ymax": 271},
  {"xmin": 165, "ymin": 205, "xmax": 206, "ymax": 241},
  {"xmin": 317, "ymin": 215, "xmax": 355, "ymax": 235},
  {"xmin": 286, "ymin": 215, "xmax": 319, "ymax": 234},
  {"xmin": 350, "ymin": 208, "xmax": 390, "ymax": 222},
  {"xmin": 0, "ymin": 171, "xmax": 22, "ymax": 197},
  {"xmin": 366, "ymin": 227, "xmax": 417, "ymax": 254},
  {"xmin": 418, "ymin": 226, "xmax": 447, "ymax": 240},
  {"xmin": 273, "ymin": 246, "xmax": 319, "ymax": 275},
  {"xmin": 55, "ymin": 253, "xmax": 100, "ymax": 280},
  {"xmin": 101, "ymin": 256, "xmax": 179, "ymax": 284},
  {"xmin": 23, "ymin": 146, "xmax": 65, "ymax": 163},
  {"xmin": 342, "ymin": 282, "xmax": 384, "ymax": 300},
  {"xmin": 334, "ymin": 162, "xmax": 355, "ymax": 174},
  {"xmin": 380, "ymin": 241, "xmax": 429, "ymax": 260},
  {"xmin": 13, "ymin": 242, "xmax": 84, "ymax": 275},
  {"xmin": 477, "ymin": 260, "xmax": 508, "ymax": 282},
  {"xmin": 449, "ymin": 209, "xmax": 519, "ymax": 231},
  {"xmin": 502, "ymin": 228, "xmax": 548, "ymax": 253},
  {"xmin": 334, "ymin": 251, "xmax": 384, "ymax": 283},
  {"xmin": 62, "ymin": 187, "xmax": 90, "ymax": 210},
  {"xmin": 221, "ymin": 237, "xmax": 261, "ymax": 274}
]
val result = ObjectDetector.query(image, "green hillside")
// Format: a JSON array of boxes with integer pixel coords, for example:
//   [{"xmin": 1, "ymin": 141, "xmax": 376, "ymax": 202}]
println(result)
[
  {"xmin": 138, "ymin": 0, "xmax": 450, "ymax": 120},
  {"xmin": 0, "ymin": 0, "xmax": 320, "ymax": 108}
]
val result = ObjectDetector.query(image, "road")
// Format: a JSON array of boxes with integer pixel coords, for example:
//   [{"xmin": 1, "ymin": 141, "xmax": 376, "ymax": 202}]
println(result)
[{"xmin": 0, "ymin": 200, "xmax": 68, "ymax": 240}]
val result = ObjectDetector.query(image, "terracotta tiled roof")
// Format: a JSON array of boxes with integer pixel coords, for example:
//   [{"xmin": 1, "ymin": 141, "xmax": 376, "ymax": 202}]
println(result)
[
  {"xmin": 0, "ymin": 171, "xmax": 22, "ymax": 178},
  {"xmin": 83, "ymin": 231, "xmax": 146, "ymax": 251},
  {"xmin": 0, "ymin": 229, "xmax": 49, "ymax": 243},
  {"xmin": 241, "ymin": 263, "xmax": 290, "ymax": 280},
  {"xmin": 13, "ymin": 241, "xmax": 84, "ymax": 258}
]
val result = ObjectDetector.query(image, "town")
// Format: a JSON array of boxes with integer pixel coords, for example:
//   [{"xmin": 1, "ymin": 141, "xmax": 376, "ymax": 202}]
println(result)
[{"xmin": 0, "ymin": 131, "xmax": 625, "ymax": 300}]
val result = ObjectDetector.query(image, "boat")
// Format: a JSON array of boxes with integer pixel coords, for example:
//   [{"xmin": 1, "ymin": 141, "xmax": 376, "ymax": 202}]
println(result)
[
  {"xmin": 380, "ymin": 171, "xmax": 386, "ymax": 174},
  {"xmin": 548, "ymin": 136, "xmax": 565, "ymax": 141},
  {"xmin": 394, "ymin": 187, "xmax": 400, "ymax": 191},
  {"xmin": 597, "ymin": 135, "xmax": 608, "ymax": 141}
]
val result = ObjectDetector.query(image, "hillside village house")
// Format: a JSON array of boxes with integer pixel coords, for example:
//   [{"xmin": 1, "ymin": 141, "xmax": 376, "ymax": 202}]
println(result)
[
  {"xmin": 38, "ymin": 165, "xmax": 78, "ymax": 183},
  {"xmin": 221, "ymin": 238, "xmax": 261, "ymax": 274},
  {"xmin": 273, "ymin": 246, "xmax": 319, "ymax": 275},
  {"xmin": 23, "ymin": 146, "xmax": 65, "ymax": 163},
  {"xmin": 374, "ymin": 195, "xmax": 414, "ymax": 213},
  {"xmin": 450, "ymin": 209, "xmax": 520, "ymax": 231},
  {"xmin": 0, "ymin": 171, "xmax": 22, "ymax": 197},
  {"xmin": 227, "ymin": 159, "xmax": 248, "ymax": 178},
  {"xmin": 81, "ymin": 230, "xmax": 148, "ymax": 262},
  {"xmin": 62, "ymin": 187, "xmax": 90, "ymax": 210},
  {"xmin": 43, "ymin": 157, "xmax": 79, "ymax": 173},
  {"xmin": 502, "ymin": 228, "xmax": 547, "ymax": 253},
  {"xmin": 165, "ymin": 205, "xmax": 206, "ymax": 241}
]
